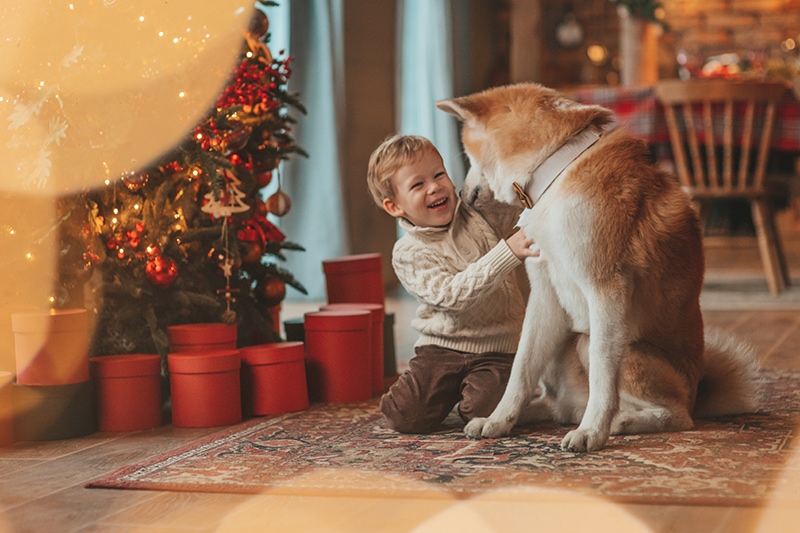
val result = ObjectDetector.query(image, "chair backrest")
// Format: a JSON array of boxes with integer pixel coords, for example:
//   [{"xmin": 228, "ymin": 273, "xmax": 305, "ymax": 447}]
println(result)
[{"xmin": 653, "ymin": 79, "xmax": 787, "ymax": 194}]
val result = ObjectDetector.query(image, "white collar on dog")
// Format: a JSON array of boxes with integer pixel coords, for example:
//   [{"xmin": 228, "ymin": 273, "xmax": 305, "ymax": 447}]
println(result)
[{"xmin": 514, "ymin": 123, "xmax": 615, "ymax": 225}]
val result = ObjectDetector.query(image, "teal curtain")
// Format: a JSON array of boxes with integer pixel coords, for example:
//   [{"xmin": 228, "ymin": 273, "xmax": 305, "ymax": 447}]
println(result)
[
  {"xmin": 397, "ymin": 0, "xmax": 465, "ymax": 186},
  {"xmin": 265, "ymin": 0, "xmax": 348, "ymax": 301}
]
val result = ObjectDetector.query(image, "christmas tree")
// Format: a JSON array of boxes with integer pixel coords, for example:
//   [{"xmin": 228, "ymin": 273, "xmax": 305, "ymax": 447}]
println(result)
[{"xmin": 55, "ymin": 2, "xmax": 306, "ymax": 360}]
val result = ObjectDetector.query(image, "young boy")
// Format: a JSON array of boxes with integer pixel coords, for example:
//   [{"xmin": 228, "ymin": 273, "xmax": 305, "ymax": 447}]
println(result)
[{"xmin": 367, "ymin": 134, "xmax": 538, "ymax": 433}]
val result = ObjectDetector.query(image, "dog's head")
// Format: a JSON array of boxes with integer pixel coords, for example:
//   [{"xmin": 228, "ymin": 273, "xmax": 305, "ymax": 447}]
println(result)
[{"xmin": 436, "ymin": 83, "xmax": 614, "ymax": 208}]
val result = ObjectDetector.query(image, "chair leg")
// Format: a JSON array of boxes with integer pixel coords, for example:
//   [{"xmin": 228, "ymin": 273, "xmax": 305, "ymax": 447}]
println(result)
[{"xmin": 750, "ymin": 199, "xmax": 789, "ymax": 295}]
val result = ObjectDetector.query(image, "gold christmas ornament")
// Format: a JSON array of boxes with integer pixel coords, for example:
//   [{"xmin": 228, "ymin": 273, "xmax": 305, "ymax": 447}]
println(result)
[{"xmin": 266, "ymin": 188, "xmax": 292, "ymax": 217}]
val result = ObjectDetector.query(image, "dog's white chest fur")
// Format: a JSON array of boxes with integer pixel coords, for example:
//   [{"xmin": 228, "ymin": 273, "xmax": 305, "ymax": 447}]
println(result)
[{"xmin": 521, "ymin": 174, "xmax": 593, "ymax": 333}]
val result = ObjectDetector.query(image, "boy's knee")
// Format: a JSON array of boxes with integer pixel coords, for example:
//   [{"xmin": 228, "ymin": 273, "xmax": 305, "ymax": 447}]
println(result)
[
  {"xmin": 380, "ymin": 392, "xmax": 440, "ymax": 434},
  {"xmin": 458, "ymin": 388, "xmax": 503, "ymax": 422}
]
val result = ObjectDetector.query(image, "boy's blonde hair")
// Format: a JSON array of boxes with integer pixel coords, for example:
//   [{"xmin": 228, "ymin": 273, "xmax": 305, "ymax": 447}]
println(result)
[{"xmin": 367, "ymin": 134, "xmax": 439, "ymax": 208}]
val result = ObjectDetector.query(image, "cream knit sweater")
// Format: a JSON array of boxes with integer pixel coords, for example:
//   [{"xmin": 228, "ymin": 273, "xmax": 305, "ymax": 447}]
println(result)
[{"xmin": 392, "ymin": 199, "xmax": 527, "ymax": 354}]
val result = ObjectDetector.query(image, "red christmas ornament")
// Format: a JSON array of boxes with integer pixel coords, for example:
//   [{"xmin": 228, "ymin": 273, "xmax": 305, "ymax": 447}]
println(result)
[
  {"xmin": 237, "ymin": 222, "xmax": 267, "ymax": 264},
  {"xmin": 256, "ymin": 171, "xmax": 272, "ymax": 188},
  {"xmin": 253, "ymin": 197, "xmax": 268, "ymax": 217},
  {"xmin": 145, "ymin": 254, "xmax": 178, "ymax": 288},
  {"xmin": 121, "ymin": 170, "xmax": 149, "ymax": 191},
  {"xmin": 248, "ymin": 9, "xmax": 269, "ymax": 39},
  {"xmin": 256, "ymin": 276, "xmax": 286, "ymax": 307}
]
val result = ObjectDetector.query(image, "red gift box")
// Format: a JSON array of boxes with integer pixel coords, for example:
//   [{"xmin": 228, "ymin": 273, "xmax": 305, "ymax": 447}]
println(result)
[
  {"xmin": 12, "ymin": 308, "xmax": 89, "ymax": 386},
  {"xmin": 320, "ymin": 303, "xmax": 385, "ymax": 393},
  {"xmin": 168, "ymin": 349, "xmax": 241, "ymax": 428},
  {"xmin": 322, "ymin": 253, "xmax": 385, "ymax": 306},
  {"xmin": 240, "ymin": 342, "xmax": 308, "ymax": 416},
  {"xmin": 167, "ymin": 323, "xmax": 237, "ymax": 353},
  {"xmin": 304, "ymin": 310, "xmax": 372, "ymax": 403},
  {"xmin": 90, "ymin": 354, "xmax": 162, "ymax": 432}
]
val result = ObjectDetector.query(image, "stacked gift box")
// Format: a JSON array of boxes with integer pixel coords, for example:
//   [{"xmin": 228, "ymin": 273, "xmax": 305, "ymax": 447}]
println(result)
[{"xmin": 10, "ymin": 308, "xmax": 95, "ymax": 441}]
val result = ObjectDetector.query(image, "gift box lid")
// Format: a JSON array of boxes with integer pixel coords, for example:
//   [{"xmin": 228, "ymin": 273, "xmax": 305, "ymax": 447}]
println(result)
[
  {"xmin": 90, "ymin": 354, "xmax": 161, "ymax": 378},
  {"xmin": 240, "ymin": 341, "xmax": 304, "ymax": 366},
  {"xmin": 322, "ymin": 253, "xmax": 382, "ymax": 275},
  {"xmin": 304, "ymin": 310, "xmax": 371, "ymax": 332},
  {"xmin": 319, "ymin": 303, "xmax": 384, "ymax": 322},
  {"xmin": 11, "ymin": 308, "xmax": 88, "ymax": 333},
  {"xmin": 167, "ymin": 323, "xmax": 237, "ymax": 345},
  {"xmin": 168, "ymin": 350, "xmax": 240, "ymax": 374}
]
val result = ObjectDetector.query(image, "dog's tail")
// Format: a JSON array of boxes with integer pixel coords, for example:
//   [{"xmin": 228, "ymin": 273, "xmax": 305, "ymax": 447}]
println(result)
[{"xmin": 693, "ymin": 327, "xmax": 761, "ymax": 418}]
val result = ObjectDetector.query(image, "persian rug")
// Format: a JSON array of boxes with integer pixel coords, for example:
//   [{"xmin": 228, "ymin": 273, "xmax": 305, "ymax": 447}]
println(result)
[{"xmin": 87, "ymin": 368, "xmax": 800, "ymax": 506}]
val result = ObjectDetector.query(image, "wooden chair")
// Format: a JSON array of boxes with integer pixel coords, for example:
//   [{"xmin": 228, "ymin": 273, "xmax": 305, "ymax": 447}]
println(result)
[{"xmin": 654, "ymin": 79, "xmax": 790, "ymax": 295}]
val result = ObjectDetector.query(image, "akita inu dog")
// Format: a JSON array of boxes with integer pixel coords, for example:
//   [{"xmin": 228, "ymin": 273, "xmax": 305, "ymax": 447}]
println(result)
[{"xmin": 437, "ymin": 83, "xmax": 759, "ymax": 452}]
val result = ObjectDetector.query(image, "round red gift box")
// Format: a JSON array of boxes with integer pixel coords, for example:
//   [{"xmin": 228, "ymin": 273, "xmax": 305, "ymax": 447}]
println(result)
[
  {"xmin": 320, "ymin": 303, "xmax": 385, "ymax": 393},
  {"xmin": 322, "ymin": 253, "xmax": 385, "ymax": 306},
  {"xmin": 90, "ymin": 354, "xmax": 162, "ymax": 432},
  {"xmin": 240, "ymin": 342, "xmax": 308, "ymax": 416},
  {"xmin": 304, "ymin": 310, "xmax": 372, "ymax": 403},
  {"xmin": 168, "ymin": 349, "xmax": 241, "ymax": 428},
  {"xmin": 167, "ymin": 323, "xmax": 237, "ymax": 353},
  {"xmin": 11, "ymin": 308, "xmax": 89, "ymax": 386}
]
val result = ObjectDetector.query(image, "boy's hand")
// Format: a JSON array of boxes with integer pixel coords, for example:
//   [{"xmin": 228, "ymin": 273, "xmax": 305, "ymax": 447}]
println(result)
[{"xmin": 506, "ymin": 227, "xmax": 540, "ymax": 260}]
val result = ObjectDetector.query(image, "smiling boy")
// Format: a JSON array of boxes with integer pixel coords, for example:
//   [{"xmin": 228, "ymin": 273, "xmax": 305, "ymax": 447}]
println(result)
[{"xmin": 367, "ymin": 134, "xmax": 538, "ymax": 433}]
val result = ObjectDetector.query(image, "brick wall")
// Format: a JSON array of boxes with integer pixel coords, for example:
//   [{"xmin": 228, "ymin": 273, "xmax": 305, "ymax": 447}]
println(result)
[{"xmin": 538, "ymin": 0, "xmax": 800, "ymax": 87}]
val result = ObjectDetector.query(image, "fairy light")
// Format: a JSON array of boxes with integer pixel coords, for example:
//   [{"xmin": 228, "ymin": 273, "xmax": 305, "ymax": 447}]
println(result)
[
  {"xmin": 178, "ymin": 91, "xmax": 186, "ymax": 98},
  {"xmin": 24, "ymin": 252, "xmax": 34, "ymax": 261}
]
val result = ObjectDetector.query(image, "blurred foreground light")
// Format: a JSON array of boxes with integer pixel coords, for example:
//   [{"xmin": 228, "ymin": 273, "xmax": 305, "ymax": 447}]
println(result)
[{"xmin": 0, "ymin": 0, "xmax": 253, "ymax": 194}]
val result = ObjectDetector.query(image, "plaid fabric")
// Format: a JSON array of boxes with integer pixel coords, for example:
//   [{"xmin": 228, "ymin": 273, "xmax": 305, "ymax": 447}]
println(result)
[{"xmin": 569, "ymin": 85, "xmax": 800, "ymax": 152}]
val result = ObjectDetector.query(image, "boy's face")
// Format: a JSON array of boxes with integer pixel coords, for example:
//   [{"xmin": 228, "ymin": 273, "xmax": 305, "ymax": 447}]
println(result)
[{"xmin": 382, "ymin": 150, "xmax": 456, "ymax": 227}]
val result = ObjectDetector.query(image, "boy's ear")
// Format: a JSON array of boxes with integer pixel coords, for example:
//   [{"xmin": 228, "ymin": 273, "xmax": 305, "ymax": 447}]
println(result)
[{"xmin": 382, "ymin": 197, "xmax": 405, "ymax": 218}]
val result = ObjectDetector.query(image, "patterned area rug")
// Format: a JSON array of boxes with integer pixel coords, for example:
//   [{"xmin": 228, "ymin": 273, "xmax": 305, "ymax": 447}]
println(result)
[{"xmin": 87, "ymin": 368, "xmax": 800, "ymax": 506}]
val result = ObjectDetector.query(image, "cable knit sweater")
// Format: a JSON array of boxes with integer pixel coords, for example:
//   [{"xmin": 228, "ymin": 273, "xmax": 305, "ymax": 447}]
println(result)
[{"xmin": 392, "ymin": 199, "xmax": 527, "ymax": 354}]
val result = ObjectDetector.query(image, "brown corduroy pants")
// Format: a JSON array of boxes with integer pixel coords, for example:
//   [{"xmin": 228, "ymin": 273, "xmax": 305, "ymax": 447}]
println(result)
[{"xmin": 379, "ymin": 344, "xmax": 515, "ymax": 434}]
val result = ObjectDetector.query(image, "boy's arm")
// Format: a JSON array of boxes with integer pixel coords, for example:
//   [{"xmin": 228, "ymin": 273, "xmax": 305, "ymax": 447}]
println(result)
[
  {"xmin": 393, "ymin": 238, "xmax": 522, "ymax": 313},
  {"xmin": 471, "ymin": 197, "xmax": 523, "ymax": 237}
]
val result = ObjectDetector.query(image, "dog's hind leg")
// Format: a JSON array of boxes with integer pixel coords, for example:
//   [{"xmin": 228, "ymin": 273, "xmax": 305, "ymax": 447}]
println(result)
[
  {"xmin": 611, "ymin": 392, "xmax": 693, "ymax": 435},
  {"xmin": 465, "ymin": 266, "xmax": 572, "ymax": 439}
]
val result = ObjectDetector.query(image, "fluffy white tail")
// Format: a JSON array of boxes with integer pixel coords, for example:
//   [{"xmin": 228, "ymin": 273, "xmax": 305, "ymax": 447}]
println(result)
[{"xmin": 693, "ymin": 327, "xmax": 761, "ymax": 418}]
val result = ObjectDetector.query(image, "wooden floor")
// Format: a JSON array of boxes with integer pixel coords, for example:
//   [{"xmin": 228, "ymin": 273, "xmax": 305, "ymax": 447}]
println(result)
[{"xmin": 3, "ymin": 217, "xmax": 800, "ymax": 532}]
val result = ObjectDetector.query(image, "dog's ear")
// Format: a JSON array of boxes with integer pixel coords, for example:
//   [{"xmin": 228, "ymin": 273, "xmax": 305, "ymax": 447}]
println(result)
[
  {"xmin": 436, "ymin": 96, "xmax": 482, "ymax": 123},
  {"xmin": 556, "ymin": 99, "xmax": 615, "ymax": 131}
]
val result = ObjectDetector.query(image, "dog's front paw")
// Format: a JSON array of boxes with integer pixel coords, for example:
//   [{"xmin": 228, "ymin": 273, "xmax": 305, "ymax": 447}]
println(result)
[
  {"xmin": 480, "ymin": 419, "xmax": 514, "ymax": 438},
  {"xmin": 464, "ymin": 417, "xmax": 513, "ymax": 439},
  {"xmin": 464, "ymin": 417, "xmax": 488, "ymax": 438},
  {"xmin": 560, "ymin": 428, "xmax": 608, "ymax": 452}
]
